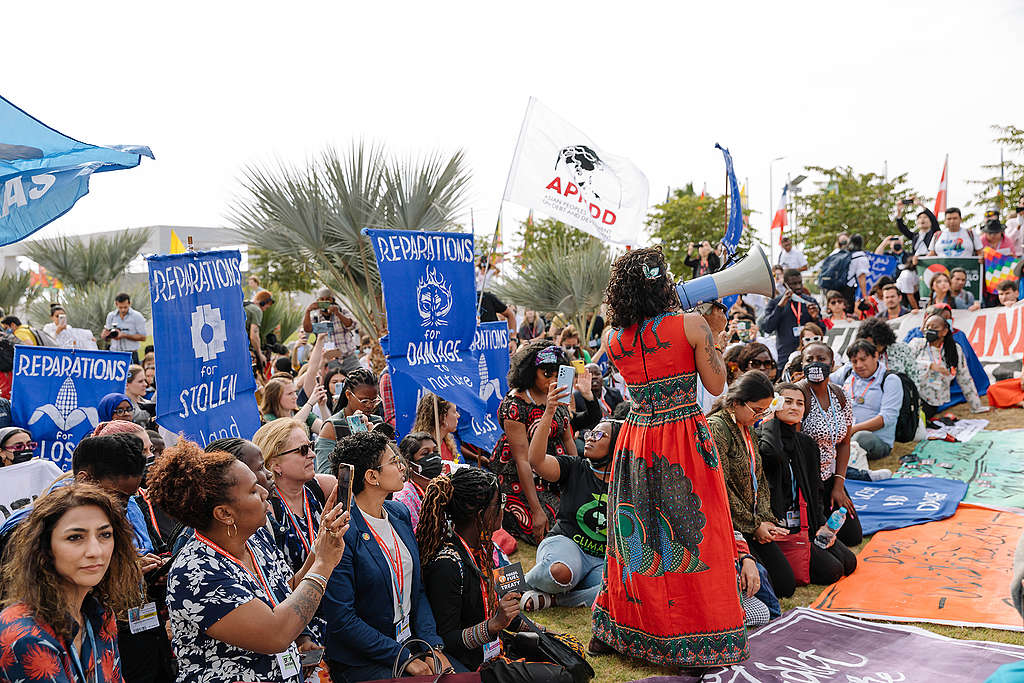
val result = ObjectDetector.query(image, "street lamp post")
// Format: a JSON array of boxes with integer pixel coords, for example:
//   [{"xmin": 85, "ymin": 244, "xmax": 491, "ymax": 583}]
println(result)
[{"xmin": 769, "ymin": 156, "xmax": 785, "ymax": 265}]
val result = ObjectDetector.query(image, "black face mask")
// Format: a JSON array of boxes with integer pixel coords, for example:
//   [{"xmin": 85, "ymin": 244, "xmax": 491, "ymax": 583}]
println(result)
[
  {"xmin": 924, "ymin": 329, "xmax": 940, "ymax": 343},
  {"xmin": 804, "ymin": 361, "xmax": 830, "ymax": 384},
  {"xmin": 414, "ymin": 453, "xmax": 443, "ymax": 479}
]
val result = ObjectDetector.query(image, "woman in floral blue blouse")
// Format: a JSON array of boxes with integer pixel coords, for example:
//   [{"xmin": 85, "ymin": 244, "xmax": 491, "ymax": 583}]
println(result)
[
  {"xmin": 0, "ymin": 484, "xmax": 141, "ymax": 683},
  {"xmin": 147, "ymin": 440, "xmax": 349, "ymax": 683}
]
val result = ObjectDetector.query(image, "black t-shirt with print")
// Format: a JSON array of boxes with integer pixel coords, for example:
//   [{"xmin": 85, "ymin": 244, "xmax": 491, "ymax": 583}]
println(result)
[
  {"xmin": 548, "ymin": 454, "xmax": 609, "ymax": 557},
  {"xmin": 478, "ymin": 291, "xmax": 506, "ymax": 323}
]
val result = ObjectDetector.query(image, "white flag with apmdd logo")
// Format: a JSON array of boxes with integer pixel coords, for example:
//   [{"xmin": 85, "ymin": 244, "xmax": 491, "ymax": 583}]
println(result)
[{"xmin": 503, "ymin": 98, "xmax": 649, "ymax": 246}]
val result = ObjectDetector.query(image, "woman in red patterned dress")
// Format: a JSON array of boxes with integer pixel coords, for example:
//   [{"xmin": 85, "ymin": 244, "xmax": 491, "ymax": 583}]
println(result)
[
  {"xmin": 590, "ymin": 247, "xmax": 753, "ymax": 669},
  {"xmin": 491, "ymin": 341, "xmax": 578, "ymax": 545}
]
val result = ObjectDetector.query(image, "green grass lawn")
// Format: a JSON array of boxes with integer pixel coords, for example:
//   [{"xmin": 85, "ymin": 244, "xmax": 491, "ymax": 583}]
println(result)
[{"xmin": 512, "ymin": 403, "xmax": 1024, "ymax": 682}]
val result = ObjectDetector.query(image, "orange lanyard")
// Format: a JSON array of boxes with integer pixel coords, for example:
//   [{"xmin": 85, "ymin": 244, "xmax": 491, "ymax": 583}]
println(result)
[
  {"xmin": 790, "ymin": 302, "xmax": 802, "ymax": 322},
  {"xmin": 279, "ymin": 488, "xmax": 315, "ymax": 554},
  {"xmin": 366, "ymin": 520, "xmax": 405, "ymax": 611},
  {"xmin": 455, "ymin": 534, "xmax": 489, "ymax": 617},
  {"xmin": 139, "ymin": 490, "xmax": 163, "ymax": 545},
  {"xmin": 846, "ymin": 373, "xmax": 877, "ymax": 404},
  {"xmin": 195, "ymin": 532, "xmax": 277, "ymax": 606}
]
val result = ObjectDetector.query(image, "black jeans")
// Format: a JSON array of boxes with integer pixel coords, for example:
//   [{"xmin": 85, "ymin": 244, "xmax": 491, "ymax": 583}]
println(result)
[{"xmin": 809, "ymin": 538, "xmax": 857, "ymax": 584}]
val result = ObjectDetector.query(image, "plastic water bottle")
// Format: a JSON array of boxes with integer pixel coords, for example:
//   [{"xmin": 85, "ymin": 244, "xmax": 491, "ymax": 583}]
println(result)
[{"xmin": 814, "ymin": 507, "xmax": 848, "ymax": 549}]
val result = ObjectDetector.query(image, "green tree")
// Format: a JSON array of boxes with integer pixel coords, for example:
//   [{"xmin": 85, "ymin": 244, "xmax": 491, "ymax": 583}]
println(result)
[
  {"xmin": 229, "ymin": 143, "xmax": 471, "ymax": 370},
  {"xmin": 972, "ymin": 125, "xmax": 1024, "ymax": 211},
  {"xmin": 791, "ymin": 166, "xmax": 918, "ymax": 265},
  {"xmin": 0, "ymin": 271, "xmax": 34, "ymax": 316},
  {"xmin": 515, "ymin": 216, "xmax": 600, "ymax": 267},
  {"xmin": 495, "ymin": 238, "xmax": 612, "ymax": 341},
  {"xmin": 22, "ymin": 230, "xmax": 151, "ymax": 289},
  {"xmin": 646, "ymin": 184, "xmax": 758, "ymax": 276},
  {"xmin": 247, "ymin": 247, "xmax": 319, "ymax": 294}
]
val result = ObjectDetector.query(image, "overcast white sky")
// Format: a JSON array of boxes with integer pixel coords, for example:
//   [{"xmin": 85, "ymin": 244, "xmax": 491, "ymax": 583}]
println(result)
[{"xmin": 3, "ymin": 0, "xmax": 1022, "ymax": 251}]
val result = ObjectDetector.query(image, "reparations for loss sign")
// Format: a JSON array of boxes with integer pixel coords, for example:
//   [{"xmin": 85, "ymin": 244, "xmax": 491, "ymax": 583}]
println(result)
[
  {"xmin": 503, "ymin": 97, "xmax": 649, "ymax": 246},
  {"xmin": 456, "ymin": 322, "xmax": 511, "ymax": 453},
  {"xmin": 366, "ymin": 229, "xmax": 485, "ymax": 418},
  {"xmin": 147, "ymin": 249, "xmax": 260, "ymax": 446},
  {"xmin": 11, "ymin": 346, "xmax": 131, "ymax": 470}
]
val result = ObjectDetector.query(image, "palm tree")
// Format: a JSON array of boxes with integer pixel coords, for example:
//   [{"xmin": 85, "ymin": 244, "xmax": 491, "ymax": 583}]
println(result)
[
  {"xmin": 0, "ymin": 271, "xmax": 33, "ymax": 316},
  {"xmin": 229, "ymin": 143, "xmax": 471, "ymax": 369},
  {"xmin": 22, "ymin": 230, "xmax": 151, "ymax": 289},
  {"xmin": 495, "ymin": 238, "xmax": 613, "ymax": 341}
]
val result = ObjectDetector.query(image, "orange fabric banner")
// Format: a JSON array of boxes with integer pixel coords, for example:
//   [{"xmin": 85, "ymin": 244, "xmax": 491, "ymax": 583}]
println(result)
[{"xmin": 811, "ymin": 504, "xmax": 1024, "ymax": 631}]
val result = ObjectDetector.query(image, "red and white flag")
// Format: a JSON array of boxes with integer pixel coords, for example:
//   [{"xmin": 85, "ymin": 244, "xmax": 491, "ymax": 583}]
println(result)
[
  {"xmin": 503, "ymin": 98, "xmax": 649, "ymax": 246},
  {"xmin": 934, "ymin": 155, "xmax": 948, "ymax": 217},
  {"xmin": 771, "ymin": 184, "xmax": 788, "ymax": 239}
]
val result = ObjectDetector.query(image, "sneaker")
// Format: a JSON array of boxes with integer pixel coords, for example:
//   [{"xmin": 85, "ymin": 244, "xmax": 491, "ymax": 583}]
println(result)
[
  {"xmin": 868, "ymin": 468, "xmax": 892, "ymax": 481},
  {"xmin": 587, "ymin": 636, "xmax": 616, "ymax": 656}
]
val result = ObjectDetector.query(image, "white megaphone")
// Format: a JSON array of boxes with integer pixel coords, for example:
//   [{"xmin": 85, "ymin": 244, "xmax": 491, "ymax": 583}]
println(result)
[{"xmin": 675, "ymin": 244, "xmax": 777, "ymax": 309}]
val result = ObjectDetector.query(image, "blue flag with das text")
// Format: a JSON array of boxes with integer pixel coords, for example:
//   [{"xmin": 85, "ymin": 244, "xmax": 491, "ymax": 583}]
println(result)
[
  {"xmin": 11, "ymin": 346, "xmax": 132, "ymax": 470},
  {"xmin": 147, "ymin": 249, "xmax": 260, "ymax": 446},
  {"xmin": 0, "ymin": 95, "xmax": 152, "ymax": 247},
  {"xmin": 367, "ymin": 228, "xmax": 485, "ymax": 421}
]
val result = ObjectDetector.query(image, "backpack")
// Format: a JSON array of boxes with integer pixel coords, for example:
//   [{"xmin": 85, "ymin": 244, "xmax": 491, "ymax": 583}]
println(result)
[
  {"xmin": 840, "ymin": 367, "xmax": 920, "ymax": 443},
  {"xmin": 817, "ymin": 249, "xmax": 852, "ymax": 292},
  {"xmin": 0, "ymin": 336, "xmax": 15, "ymax": 373}
]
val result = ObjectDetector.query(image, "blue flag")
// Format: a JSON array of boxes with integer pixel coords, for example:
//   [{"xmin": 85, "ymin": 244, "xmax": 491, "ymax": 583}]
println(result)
[
  {"xmin": 846, "ymin": 477, "xmax": 967, "ymax": 535},
  {"xmin": 10, "ymin": 346, "xmax": 132, "ymax": 470},
  {"xmin": 147, "ymin": 249, "xmax": 260, "ymax": 446},
  {"xmin": 0, "ymin": 95, "xmax": 152, "ymax": 246},
  {"xmin": 366, "ymin": 228, "xmax": 485, "ymax": 420},
  {"xmin": 865, "ymin": 253, "xmax": 900, "ymax": 292},
  {"xmin": 715, "ymin": 143, "xmax": 744, "ymax": 257},
  {"xmin": 456, "ymin": 322, "xmax": 511, "ymax": 453}
]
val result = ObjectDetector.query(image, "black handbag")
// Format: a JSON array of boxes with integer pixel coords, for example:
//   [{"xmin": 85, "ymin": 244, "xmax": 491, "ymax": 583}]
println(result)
[
  {"xmin": 503, "ymin": 618, "xmax": 594, "ymax": 683},
  {"xmin": 478, "ymin": 659, "xmax": 572, "ymax": 683}
]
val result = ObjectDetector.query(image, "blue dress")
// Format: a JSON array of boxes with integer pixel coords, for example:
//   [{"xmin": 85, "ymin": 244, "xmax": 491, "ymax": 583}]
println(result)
[{"xmin": 166, "ymin": 526, "xmax": 302, "ymax": 683}]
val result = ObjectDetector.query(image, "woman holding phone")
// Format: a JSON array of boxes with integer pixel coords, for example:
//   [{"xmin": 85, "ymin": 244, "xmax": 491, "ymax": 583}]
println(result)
[{"xmin": 315, "ymin": 369, "xmax": 381, "ymax": 475}]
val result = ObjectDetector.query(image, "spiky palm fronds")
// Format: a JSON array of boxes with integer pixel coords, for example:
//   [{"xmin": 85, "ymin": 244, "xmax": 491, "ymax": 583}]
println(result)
[
  {"xmin": 0, "ymin": 271, "xmax": 33, "ymax": 316},
  {"xmin": 22, "ymin": 230, "xmax": 152, "ymax": 289}
]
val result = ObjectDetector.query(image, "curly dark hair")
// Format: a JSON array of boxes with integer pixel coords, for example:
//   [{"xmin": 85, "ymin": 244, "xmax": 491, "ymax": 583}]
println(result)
[
  {"xmin": 330, "ymin": 431, "xmax": 387, "ymax": 494},
  {"xmin": 855, "ymin": 316, "xmax": 896, "ymax": 350},
  {"xmin": 604, "ymin": 247, "xmax": 679, "ymax": 329},
  {"xmin": 507, "ymin": 339, "xmax": 567, "ymax": 391},
  {"xmin": 146, "ymin": 440, "xmax": 239, "ymax": 531},
  {"xmin": 1, "ymin": 484, "xmax": 142, "ymax": 640}
]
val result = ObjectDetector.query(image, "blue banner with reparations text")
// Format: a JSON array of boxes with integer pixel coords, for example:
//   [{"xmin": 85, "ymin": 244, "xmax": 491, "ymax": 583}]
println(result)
[
  {"xmin": 0, "ymin": 95, "xmax": 152, "ymax": 247},
  {"xmin": 147, "ymin": 249, "xmax": 260, "ymax": 446},
  {"xmin": 367, "ymin": 228, "xmax": 485, "ymax": 424},
  {"xmin": 11, "ymin": 346, "xmax": 132, "ymax": 470},
  {"xmin": 846, "ymin": 476, "xmax": 967, "ymax": 535}
]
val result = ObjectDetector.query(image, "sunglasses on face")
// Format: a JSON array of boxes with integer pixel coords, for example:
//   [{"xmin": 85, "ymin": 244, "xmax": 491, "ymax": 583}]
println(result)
[
  {"xmin": 582, "ymin": 430, "xmax": 607, "ymax": 442},
  {"xmin": 3, "ymin": 441, "xmax": 36, "ymax": 452},
  {"xmin": 747, "ymin": 359, "xmax": 776, "ymax": 370},
  {"xmin": 802, "ymin": 335, "xmax": 823, "ymax": 344},
  {"xmin": 279, "ymin": 441, "xmax": 316, "ymax": 458},
  {"xmin": 113, "ymin": 406, "xmax": 133, "ymax": 416}
]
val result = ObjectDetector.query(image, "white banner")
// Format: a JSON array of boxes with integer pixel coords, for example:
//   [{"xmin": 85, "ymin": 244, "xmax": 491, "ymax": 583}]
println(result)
[
  {"xmin": 0, "ymin": 458, "xmax": 63, "ymax": 523},
  {"xmin": 825, "ymin": 300, "xmax": 1024, "ymax": 378},
  {"xmin": 503, "ymin": 97, "xmax": 649, "ymax": 246}
]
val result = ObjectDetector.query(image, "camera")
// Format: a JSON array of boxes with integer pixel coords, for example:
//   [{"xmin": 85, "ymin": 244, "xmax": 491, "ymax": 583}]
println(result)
[{"xmin": 108, "ymin": 326, "xmax": 120, "ymax": 339}]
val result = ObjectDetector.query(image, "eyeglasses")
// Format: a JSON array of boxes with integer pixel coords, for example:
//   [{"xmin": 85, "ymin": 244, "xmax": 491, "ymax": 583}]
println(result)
[
  {"xmin": 279, "ymin": 441, "xmax": 315, "ymax": 458},
  {"xmin": 746, "ymin": 359, "xmax": 776, "ymax": 370},
  {"xmin": 3, "ymin": 441, "xmax": 36, "ymax": 452},
  {"xmin": 802, "ymin": 336, "xmax": 823, "ymax": 344},
  {"xmin": 375, "ymin": 455, "xmax": 406, "ymax": 471},
  {"xmin": 745, "ymin": 403, "xmax": 773, "ymax": 420},
  {"xmin": 113, "ymin": 406, "xmax": 134, "ymax": 416},
  {"xmin": 349, "ymin": 392, "xmax": 381, "ymax": 408},
  {"xmin": 582, "ymin": 430, "xmax": 607, "ymax": 442}
]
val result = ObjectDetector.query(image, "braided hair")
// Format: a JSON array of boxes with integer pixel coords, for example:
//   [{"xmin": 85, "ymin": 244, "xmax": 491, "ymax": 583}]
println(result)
[
  {"xmin": 343, "ymin": 368, "xmax": 377, "ymax": 396},
  {"xmin": 417, "ymin": 469, "xmax": 500, "ymax": 611}
]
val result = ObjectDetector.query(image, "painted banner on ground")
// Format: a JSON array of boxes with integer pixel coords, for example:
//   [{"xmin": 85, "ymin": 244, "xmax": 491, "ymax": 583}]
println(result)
[
  {"xmin": 0, "ymin": 458, "xmax": 64, "ymax": 523},
  {"xmin": 810, "ymin": 504, "xmax": 1024, "ymax": 630},
  {"xmin": 147, "ymin": 250, "xmax": 260, "ymax": 447},
  {"xmin": 367, "ymin": 229, "xmax": 485, "ymax": 430},
  {"xmin": 503, "ymin": 97, "xmax": 649, "ymax": 246},
  {"xmin": 647, "ymin": 608, "xmax": 1024, "ymax": 683},
  {"xmin": 984, "ymin": 246, "xmax": 1018, "ymax": 295},
  {"xmin": 845, "ymin": 477, "xmax": 967, "ymax": 535},
  {"xmin": 10, "ymin": 346, "xmax": 131, "ymax": 469},
  {"xmin": 917, "ymin": 256, "xmax": 982, "ymax": 300},
  {"xmin": 896, "ymin": 430, "xmax": 1024, "ymax": 508},
  {"xmin": 0, "ymin": 95, "xmax": 152, "ymax": 247},
  {"xmin": 865, "ymin": 253, "xmax": 899, "ymax": 292},
  {"xmin": 456, "ymin": 322, "xmax": 510, "ymax": 453}
]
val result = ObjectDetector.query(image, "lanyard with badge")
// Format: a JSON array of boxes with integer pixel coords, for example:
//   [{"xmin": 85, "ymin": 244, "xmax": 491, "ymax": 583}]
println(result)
[
  {"xmin": 790, "ymin": 301, "xmax": 803, "ymax": 337},
  {"xmin": 846, "ymin": 373, "xmax": 877, "ymax": 405},
  {"xmin": 67, "ymin": 618, "xmax": 98, "ymax": 683},
  {"xmin": 195, "ymin": 532, "xmax": 302, "ymax": 679},
  {"xmin": 456, "ymin": 534, "xmax": 501, "ymax": 661},
  {"xmin": 128, "ymin": 494, "xmax": 163, "ymax": 635},
  {"xmin": 279, "ymin": 488, "xmax": 316, "ymax": 555},
  {"xmin": 366, "ymin": 521, "xmax": 409, "ymax": 642}
]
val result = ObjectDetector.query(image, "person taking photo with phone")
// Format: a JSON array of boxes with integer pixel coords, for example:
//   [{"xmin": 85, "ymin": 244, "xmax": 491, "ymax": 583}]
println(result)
[
  {"xmin": 760, "ymin": 269, "xmax": 816, "ymax": 362},
  {"xmin": 302, "ymin": 287, "xmax": 362, "ymax": 374},
  {"xmin": 315, "ymin": 369, "xmax": 382, "ymax": 475}
]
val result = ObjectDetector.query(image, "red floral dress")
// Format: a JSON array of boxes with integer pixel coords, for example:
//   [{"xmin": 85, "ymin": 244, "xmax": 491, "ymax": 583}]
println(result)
[
  {"xmin": 0, "ymin": 599, "xmax": 122, "ymax": 682},
  {"xmin": 490, "ymin": 393, "xmax": 570, "ymax": 543}
]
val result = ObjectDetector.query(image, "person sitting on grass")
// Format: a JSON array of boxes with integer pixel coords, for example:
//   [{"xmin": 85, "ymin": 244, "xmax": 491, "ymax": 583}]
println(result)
[
  {"xmin": 832, "ymin": 339, "xmax": 904, "ymax": 462},
  {"xmin": 518, "ymin": 379, "xmax": 620, "ymax": 612},
  {"xmin": 908, "ymin": 314, "xmax": 985, "ymax": 419}
]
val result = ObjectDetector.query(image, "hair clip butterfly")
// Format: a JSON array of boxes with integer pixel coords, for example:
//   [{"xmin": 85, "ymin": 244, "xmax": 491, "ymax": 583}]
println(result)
[{"xmin": 641, "ymin": 264, "xmax": 662, "ymax": 280}]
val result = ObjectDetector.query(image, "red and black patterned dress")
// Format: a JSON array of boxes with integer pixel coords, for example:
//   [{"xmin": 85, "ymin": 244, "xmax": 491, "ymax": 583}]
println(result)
[
  {"xmin": 491, "ymin": 393, "xmax": 569, "ymax": 543},
  {"xmin": 592, "ymin": 312, "xmax": 749, "ymax": 667}
]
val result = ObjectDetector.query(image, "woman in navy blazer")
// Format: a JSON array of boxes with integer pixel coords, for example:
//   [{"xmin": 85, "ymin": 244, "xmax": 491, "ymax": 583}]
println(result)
[{"xmin": 321, "ymin": 431, "xmax": 458, "ymax": 682}]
